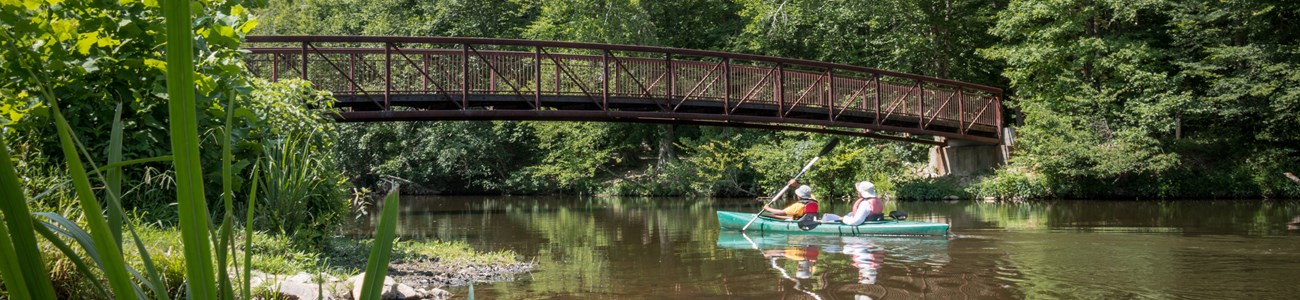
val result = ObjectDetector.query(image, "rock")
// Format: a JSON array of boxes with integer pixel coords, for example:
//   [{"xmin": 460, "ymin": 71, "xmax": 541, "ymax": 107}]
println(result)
[
  {"xmin": 350, "ymin": 273, "xmax": 434, "ymax": 299},
  {"xmin": 422, "ymin": 288, "xmax": 452, "ymax": 300},
  {"xmin": 394, "ymin": 283, "xmax": 420, "ymax": 299},
  {"xmin": 943, "ymin": 195, "xmax": 960, "ymax": 200},
  {"xmin": 274, "ymin": 281, "xmax": 334, "ymax": 300},
  {"xmin": 286, "ymin": 272, "xmax": 315, "ymax": 284}
]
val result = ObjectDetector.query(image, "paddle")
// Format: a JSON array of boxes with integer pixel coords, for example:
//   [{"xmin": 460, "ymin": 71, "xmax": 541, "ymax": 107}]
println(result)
[{"xmin": 742, "ymin": 138, "xmax": 840, "ymax": 231}]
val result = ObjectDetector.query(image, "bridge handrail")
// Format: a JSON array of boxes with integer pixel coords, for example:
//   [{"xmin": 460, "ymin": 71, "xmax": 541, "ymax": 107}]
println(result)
[{"xmin": 244, "ymin": 35, "xmax": 1003, "ymax": 95}]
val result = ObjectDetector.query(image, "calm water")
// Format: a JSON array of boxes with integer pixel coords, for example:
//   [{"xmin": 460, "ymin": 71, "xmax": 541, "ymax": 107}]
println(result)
[{"xmin": 353, "ymin": 197, "xmax": 1300, "ymax": 299}]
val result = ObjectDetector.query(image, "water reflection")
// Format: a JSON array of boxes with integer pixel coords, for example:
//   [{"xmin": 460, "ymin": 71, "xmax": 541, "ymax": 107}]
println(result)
[
  {"xmin": 355, "ymin": 197, "xmax": 1300, "ymax": 299},
  {"xmin": 716, "ymin": 232, "xmax": 964, "ymax": 299},
  {"xmin": 840, "ymin": 237, "xmax": 882, "ymax": 284}
]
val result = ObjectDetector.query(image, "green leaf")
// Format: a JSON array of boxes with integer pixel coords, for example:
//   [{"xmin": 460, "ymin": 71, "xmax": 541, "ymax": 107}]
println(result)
[
  {"xmin": 75, "ymin": 32, "xmax": 99, "ymax": 55},
  {"xmin": 164, "ymin": 0, "xmax": 219, "ymax": 297},
  {"xmin": 81, "ymin": 58, "xmax": 100, "ymax": 73},
  {"xmin": 0, "ymin": 104, "xmax": 58, "ymax": 300},
  {"xmin": 107, "ymin": 102, "xmax": 125, "ymax": 246},
  {"xmin": 51, "ymin": 102, "xmax": 138, "ymax": 299},
  {"xmin": 239, "ymin": 19, "xmax": 259, "ymax": 34},
  {"xmin": 143, "ymin": 58, "xmax": 167, "ymax": 71},
  {"xmin": 359, "ymin": 185, "xmax": 402, "ymax": 300}
]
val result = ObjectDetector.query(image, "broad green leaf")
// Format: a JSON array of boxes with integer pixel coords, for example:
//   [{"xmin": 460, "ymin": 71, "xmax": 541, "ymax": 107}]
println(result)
[
  {"xmin": 51, "ymin": 103, "xmax": 138, "ymax": 299},
  {"xmin": 143, "ymin": 58, "xmax": 167, "ymax": 71},
  {"xmin": 49, "ymin": 19, "xmax": 79, "ymax": 42},
  {"xmin": 0, "ymin": 119, "xmax": 57, "ymax": 299},
  {"xmin": 75, "ymin": 32, "xmax": 99, "ymax": 55},
  {"xmin": 165, "ymin": 0, "xmax": 219, "ymax": 296},
  {"xmin": 359, "ymin": 185, "xmax": 402, "ymax": 300},
  {"xmin": 239, "ymin": 19, "xmax": 259, "ymax": 34}
]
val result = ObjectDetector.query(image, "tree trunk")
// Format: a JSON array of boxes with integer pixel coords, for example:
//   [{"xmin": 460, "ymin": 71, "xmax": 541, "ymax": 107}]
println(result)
[{"xmin": 656, "ymin": 124, "xmax": 677, "ymax": 168}]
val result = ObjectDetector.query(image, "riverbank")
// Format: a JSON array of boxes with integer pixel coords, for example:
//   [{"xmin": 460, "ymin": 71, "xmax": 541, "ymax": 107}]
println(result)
[{"xmin": 32, "ymin": 225, "xmax": 532, "ymax": 299}]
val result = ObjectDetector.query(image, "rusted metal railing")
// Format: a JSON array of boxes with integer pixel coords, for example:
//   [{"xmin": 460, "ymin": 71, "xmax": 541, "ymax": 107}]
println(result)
[{"xmin": 243, "ymin": 36, "xmax": 1003, "ymax": 145}]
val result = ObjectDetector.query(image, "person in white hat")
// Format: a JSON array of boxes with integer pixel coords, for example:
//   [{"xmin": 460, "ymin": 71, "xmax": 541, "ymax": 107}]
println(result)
[
  {"xmin": 761, "ymin": 179, "xmax": 820, "ymax": 220},
  {"xmin": 841, "ymin": 181, "xmax": 884, "ymax": 226}
]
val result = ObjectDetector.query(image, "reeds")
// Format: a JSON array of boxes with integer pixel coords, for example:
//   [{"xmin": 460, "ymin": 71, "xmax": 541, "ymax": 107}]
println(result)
[{"xmin": 0, "ymin": 2, "xmax": 403, "ymax": 299}]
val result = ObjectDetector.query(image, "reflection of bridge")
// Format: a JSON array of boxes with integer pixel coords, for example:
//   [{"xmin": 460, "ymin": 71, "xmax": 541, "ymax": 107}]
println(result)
[{"xmin": 243, "ymin": 36, "xmax": 1004, "ymax": 145}]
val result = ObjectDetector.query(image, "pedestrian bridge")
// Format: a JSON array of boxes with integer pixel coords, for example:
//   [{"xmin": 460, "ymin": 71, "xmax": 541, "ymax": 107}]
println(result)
[{"xmin": 243, "ymin": 36, "xmax": 1004, "ymax": 145}]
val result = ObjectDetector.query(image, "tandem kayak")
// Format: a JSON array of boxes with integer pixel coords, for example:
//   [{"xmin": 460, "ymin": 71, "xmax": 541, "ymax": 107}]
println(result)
[{"xmin": 716, "ymin": 210, "xmax": 949, "ymax": 236}]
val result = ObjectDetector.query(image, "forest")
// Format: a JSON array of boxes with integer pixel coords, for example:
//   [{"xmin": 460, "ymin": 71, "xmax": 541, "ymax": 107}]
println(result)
[{"xmin": 250, "ymin": 0, "xmax": 1300, "ymax": 199}]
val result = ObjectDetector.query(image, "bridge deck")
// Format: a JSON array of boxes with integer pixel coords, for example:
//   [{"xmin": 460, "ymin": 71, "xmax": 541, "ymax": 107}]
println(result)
[{"xmin": 243, "ymin": 36, "xmax": 1003, "ymax": 145}]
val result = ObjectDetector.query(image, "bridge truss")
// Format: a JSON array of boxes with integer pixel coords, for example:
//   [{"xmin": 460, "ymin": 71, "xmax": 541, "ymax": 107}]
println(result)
[{"xmin": 243, "ymin": 36, "xmax": 1003, "ymax": 145}]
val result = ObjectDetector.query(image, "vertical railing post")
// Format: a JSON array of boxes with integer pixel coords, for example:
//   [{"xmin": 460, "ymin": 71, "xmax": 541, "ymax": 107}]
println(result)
[
  {"xmin": 300, "ymin": 42, "xmax": 308, "ymax": 82},
  {"xmin": 271, "ymin": 53, "xmax": 279, "ymax": 82},
  {"xmin": 917, "ymin": 81, "xmax": 924, "ymax": 129},
  {"xmin": 461, "ymin": 43, "xmax": 469, "ymax": 109},
  {"xmin": 489, "ymin": 54, "xmax": 497, "ymax": 93},
  {"xmin": 874, "ymin": 74, "xmax": 882, "ymax": 126},
  {"xmin": 776, "ymin": 63, "xmax": 784, "ymax": 118},
  {"xmin": 666, "ymin": 54, "xmax": 675, "ymax": 107},
  {"xmin": 723, "ymin": 58, "xmax": 731, "ymax": 114},
  {"xmin": 827, "ymin": 69, "xmax": 835, "ymax": 121},
  {"xmin": 349, "ymin": 54, "xmax": 356, "ymax": 94},
  {"xmin": 995, "ymin": 93, "xmax": 1004, "ymax": 143},
  {"xmin": 535, "ymin": 46, "xmax": 542, "ymax": 109},
  {"xmin": 421, "ymin": 53, "xmax": 429, "ymax": 93},
  {"xmin": 384, "ymin": 43, "xmax": 392, "ymax": 111},
  {"xmin": 958, "ymin": 89, "xmax": 966, "ymax": 135},
  {"xmin": 602, "ymin": 50, "xmax": 610, "ymax": 110}
]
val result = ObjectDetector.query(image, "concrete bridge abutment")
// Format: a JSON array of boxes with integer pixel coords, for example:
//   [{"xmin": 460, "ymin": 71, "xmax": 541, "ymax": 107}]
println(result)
[{"xmin": 929, "ymin": 138, "xmax": 1007, "ymax": 177}]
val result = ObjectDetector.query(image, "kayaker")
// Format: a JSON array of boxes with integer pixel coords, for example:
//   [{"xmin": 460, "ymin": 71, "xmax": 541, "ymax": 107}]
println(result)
[
  {"xmin": 841, "ymin": 181, "xmax": 884, "ymax": 226},
  {"xmin": 761, "ymin": 180, "xmax": 819, "ymax": 220}
]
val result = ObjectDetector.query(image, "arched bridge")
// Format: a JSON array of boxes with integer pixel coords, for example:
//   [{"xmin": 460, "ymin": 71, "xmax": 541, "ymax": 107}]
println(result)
[{"xmin": 243, "ymin": 36, "xmax": 1004, "ymax": 145}]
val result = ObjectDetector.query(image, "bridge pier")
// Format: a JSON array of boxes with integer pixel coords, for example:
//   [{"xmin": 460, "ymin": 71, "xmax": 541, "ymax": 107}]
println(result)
[{"xmin": 930, "ymin": 138, "xmax": 1006, "ymax": 177}]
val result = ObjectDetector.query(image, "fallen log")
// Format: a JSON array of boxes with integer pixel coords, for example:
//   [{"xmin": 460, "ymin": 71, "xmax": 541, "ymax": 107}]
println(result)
[{"xmin": 1286, "ymin": 172, "xmax": 1300, "ymax": 186}]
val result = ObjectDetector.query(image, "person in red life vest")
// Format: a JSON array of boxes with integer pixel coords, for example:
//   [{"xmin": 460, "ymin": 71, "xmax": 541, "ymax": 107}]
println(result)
[
  {"xmin": 841, "ymin": 181, "xmax": 884, "ymax": 226},
  {"xmin": 761, "ymin": 179, "xmax": 819, "ymax": 220}
]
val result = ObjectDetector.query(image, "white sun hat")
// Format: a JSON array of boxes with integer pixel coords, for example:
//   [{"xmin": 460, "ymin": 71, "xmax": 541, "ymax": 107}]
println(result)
[
  {"xmin": 795, "ymin": 185, "xmax": 813, "ymax": 199},
  {"xmin": 855, "ymin": 181, "xmax": 877, "ymax": 198}
]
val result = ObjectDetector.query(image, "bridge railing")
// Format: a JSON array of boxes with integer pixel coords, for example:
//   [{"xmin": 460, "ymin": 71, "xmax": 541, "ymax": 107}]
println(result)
[{"xmin": 242, "ymin": 36, "xmax": 1003, "ymax": 144}]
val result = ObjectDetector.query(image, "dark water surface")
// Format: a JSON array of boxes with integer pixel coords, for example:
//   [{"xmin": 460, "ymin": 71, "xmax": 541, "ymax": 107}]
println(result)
[{"xmin": 354, "ymin": 197, "xmax": 1300, "ymax": 299}]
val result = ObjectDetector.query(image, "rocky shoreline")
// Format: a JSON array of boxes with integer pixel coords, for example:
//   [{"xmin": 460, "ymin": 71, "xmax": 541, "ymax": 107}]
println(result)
[
  {"xmin": 250, "ymin": 259, "xmax": 535, "ymax": 299},
  {"xmin": 388, "ymin": 257, "xmax": 537, "ymax": 290}
]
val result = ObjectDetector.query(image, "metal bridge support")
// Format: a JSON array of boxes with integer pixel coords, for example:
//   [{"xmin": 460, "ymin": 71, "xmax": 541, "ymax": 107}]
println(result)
[{"xmin": 930, "ymin": 138, "xmax": 1006, "ymax": 177}]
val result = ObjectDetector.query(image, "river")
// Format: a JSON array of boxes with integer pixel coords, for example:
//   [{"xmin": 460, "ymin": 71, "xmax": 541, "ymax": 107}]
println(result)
[{"xmin": 353, "ymin": 197, "xmax": 1300, "ymax": 299}]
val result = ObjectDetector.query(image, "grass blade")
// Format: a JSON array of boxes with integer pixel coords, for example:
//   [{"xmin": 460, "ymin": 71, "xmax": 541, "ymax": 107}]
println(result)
[
  {"xmin": 51, "ymin": 106, "xmax": 139, "ymax": 298},
  {"xmin": 0, "ymin": 217, "xmax": 34, "ymax": 299},
  {"xmin": 217, "ymin": 88, "xmax": 238, "ymax": 300},
  {"xmin": 31, "ymin": 221, "xmax": 110, "ymax": 296},
  {"xmin": 359, "ymin": 184, "xmax": 402, "ymax": 300},
  {"xmin": 243, "ymin": 164, "xmax": 260, "ymax": 300},
  {"xmin": 108, "ymin": 101, "xmax": 126, "ymax": 246},
  {"xmin": 164, "ymin": 0, "xmax": 218, "ymax": 297},
  {"xmin": 0, "ymin": 139, "xmax": 56, "ymax": 298},
  {"xmin": 126, "ymin": 223, "xmax": 172, "ymax": 300}
]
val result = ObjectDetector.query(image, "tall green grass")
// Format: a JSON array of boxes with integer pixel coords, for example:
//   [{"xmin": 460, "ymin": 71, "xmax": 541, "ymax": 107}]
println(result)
[
  {"xmin": 163, "ymin": 0, "xmax": 218, "ymax": 296},
  {"xmin": 0, "ymin": 2, "xmax": 402, "ymax": 300},
  {"xmin": 359, "ymin": 185, "xmax": 402, "ymax": 299}
]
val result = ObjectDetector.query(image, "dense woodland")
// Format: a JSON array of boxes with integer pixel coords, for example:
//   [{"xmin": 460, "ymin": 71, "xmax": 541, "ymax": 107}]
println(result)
[{"xmin": 253, "ymin": 0, "xmax": 1300, "ymax": 199}]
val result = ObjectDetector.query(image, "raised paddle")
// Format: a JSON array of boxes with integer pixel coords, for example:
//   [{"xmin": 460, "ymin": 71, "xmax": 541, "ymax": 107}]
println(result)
[{"xmin": 742, "ymin": 138, "xmax": 840, "ymax": 231}]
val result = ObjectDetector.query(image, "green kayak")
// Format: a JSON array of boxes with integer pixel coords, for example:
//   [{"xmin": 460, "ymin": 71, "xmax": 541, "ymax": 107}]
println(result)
[{"xmin": 716, "ymin": 210, "xmax": 950, "ymax": 236}]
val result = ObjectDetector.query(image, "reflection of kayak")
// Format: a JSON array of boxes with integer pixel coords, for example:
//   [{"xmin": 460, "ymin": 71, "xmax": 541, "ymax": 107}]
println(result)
[{"xmin": 717, "ymin": 211, "xmax": 949, "ymax": 236}]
